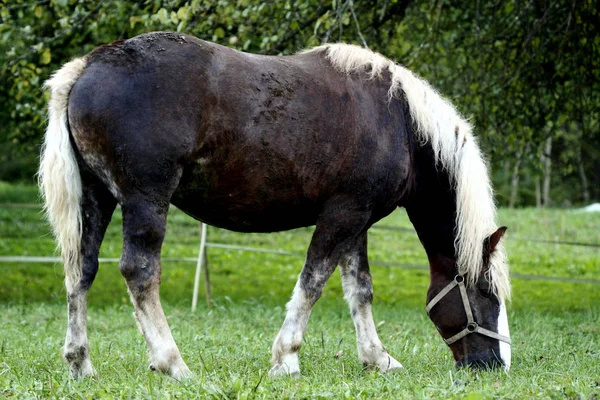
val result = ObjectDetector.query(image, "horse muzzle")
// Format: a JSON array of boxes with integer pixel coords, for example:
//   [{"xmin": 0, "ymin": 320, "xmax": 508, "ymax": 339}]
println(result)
[{"xmin": 455, "ymin": 353, "xmax": 506, "ymax": 370}]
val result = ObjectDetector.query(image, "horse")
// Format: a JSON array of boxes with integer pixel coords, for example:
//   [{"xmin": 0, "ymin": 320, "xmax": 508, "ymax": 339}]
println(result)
[{"xmin": 39, "ymin": 32, "xmax": 511, "ymax": 380}]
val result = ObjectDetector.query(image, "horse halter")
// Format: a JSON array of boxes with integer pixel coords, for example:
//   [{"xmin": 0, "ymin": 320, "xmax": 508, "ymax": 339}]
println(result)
[{"xmin": 426, "ymin": 275, "xmax": 511, "ymax": 346}]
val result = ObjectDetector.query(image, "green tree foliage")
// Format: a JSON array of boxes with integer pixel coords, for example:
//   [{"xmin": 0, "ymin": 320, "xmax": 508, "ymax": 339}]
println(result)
[{"xmin": 1, "ymin": 0, "xmax": 598, "ymax": 205}]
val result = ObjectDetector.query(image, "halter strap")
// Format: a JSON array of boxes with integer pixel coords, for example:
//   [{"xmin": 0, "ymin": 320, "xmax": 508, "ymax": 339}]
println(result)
[{"xmin": 426, "ymin": 275, "xmax": 511, "ymax": 346}]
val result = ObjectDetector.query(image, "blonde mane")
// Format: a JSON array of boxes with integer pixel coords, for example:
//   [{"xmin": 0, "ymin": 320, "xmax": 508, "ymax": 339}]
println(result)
[{"xmin": 304, "ymin": 44, "xmax": 510, "ymax": 301}]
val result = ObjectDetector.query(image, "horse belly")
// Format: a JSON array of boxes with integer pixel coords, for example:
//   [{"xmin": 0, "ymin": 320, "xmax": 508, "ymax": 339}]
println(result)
[{"xmin": 170, "ymin": 163, "xmax": 320, "ymax": 233}]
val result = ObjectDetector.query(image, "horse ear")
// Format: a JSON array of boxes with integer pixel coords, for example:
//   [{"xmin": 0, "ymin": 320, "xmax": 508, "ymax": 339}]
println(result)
[{"xmin": 486, "ymin": 226, "xmax": 507, "ymax": 254}]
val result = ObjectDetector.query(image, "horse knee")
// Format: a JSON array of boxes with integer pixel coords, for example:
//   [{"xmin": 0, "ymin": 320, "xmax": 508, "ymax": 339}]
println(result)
[
  {"xmin": 352, "ymin": 280, "xmax": 374, "ymax": 308},
  {"xmin": 341, "ymin": 252, "xmax": 374, "ymax": 309},
  {"xmin": 298, "ymin": 266, "xmax": 334, "ymax": 304}
]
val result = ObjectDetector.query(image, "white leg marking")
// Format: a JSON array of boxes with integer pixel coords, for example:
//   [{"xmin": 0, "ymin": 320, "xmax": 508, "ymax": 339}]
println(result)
[
  {"xmin": 497, "ymin": 301, "xmax": 511, "ymax": 371},
  {"xmin": 130, "ymin": 289, "xmax": 191, "ymax": 380},
  {"xmin": 64, "ymin": 288, "xmax": 97, "ymax": 378},
  {"xmin": 270, "ymin": 279, "xmax": 310, "ymax": 377},
  {"xmin": 341, "ymin": 257, "xmax": 402, "ymax": 373}
]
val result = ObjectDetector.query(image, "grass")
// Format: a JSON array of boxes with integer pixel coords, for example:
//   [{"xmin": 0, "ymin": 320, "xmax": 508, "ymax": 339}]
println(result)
[
  {"xmin": 0, "ymin": 180, "xmax": 40, "ymax": 204},
  {"xmin": 2, "ymin": 302, "xmax": 599, "ymax": 399},
  {"xmin": 0, "ymin": 181, "xmax": 599, "ymax": 398}
]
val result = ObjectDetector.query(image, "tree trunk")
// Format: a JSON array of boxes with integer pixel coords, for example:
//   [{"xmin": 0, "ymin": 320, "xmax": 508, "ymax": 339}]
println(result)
[
  {"xmin": 535, "ymin": 177, "xmax": 542, "ymax": 208},
  {"xmin": 574, "ymin": 121, "xmax": 591, "ymax": 205},
  {"xmin": 503, "ymin": 159, "xmax": 511, "ymax": 200},
  {"xmin": 509, "ymin": 152, "xmax": 522, "ymax": 208},
  {"xmin": 541, "ymin": 136, "xmax": 553, "ymax": 207},
  {"xmin": 577, "ymin": 148, "xmax": 590, "ymax": 204}
]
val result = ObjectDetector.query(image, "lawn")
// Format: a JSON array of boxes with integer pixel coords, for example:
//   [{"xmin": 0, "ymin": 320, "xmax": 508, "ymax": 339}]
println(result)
[{"xmin": 0, "ymin": 182, "xmax": 598, "ymax": 399}]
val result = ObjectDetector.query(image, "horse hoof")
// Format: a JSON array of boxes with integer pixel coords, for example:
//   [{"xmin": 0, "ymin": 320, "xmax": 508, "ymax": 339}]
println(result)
[
  {"xmin": 379, "ymin": 354, "xmax": 403, "ymax": 373},
  {"xmin": 171, "ymin": 364, "xmax": 193, "ymax": 381},
  {"xmin": 269, "ymin": 352, "xmax": 301, "ymax": 377},
  {"xmin": 268, "ymin": 364, "xmax": 300, "ymax": 378},
  {"xmin": 362, "ymin": 353, "xmax": 403, "ymax": 373},
  {"xmin": 70, "ymin": 359, "xmax": 97, "ymax": 379},
  {"xmin": 148, "ymin": 362, "xmax": 191, "ymax": 380}
]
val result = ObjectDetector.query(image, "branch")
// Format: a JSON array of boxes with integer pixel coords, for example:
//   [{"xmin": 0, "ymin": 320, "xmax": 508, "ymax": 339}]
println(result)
[
  {"xmin": 372, "ymin": 0, "xmax": 412, "ymax": 29},
  {"xmin": 349, "ymin": 0, "xmax": 368, "ymax": 48},
  {"xmin": 268, "ymin": 4, "xmax": 325, "ymax": 54},
  {"xmin": 5, "ymin": 0, "xmax": 50, "ymax": 10},
  {"xmin": 323, "ymin": 0, "xmax": 348, "ymax": 43}
]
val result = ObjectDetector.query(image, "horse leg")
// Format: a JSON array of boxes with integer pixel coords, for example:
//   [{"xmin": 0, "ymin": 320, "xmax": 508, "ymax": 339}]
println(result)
[
  {"xmin": 269, "ymin": 206, "xmax": 370, "ymax": 377},
  {"xmin": 119, "ymin": 197, "xmax": 191, "ymax": 380},
  {"xmin": 339, "ymin": 234, "xmax": 402, "ymax": 372},
  {"xmin": 64, "ymin": 171, "xmax": 116, "ymax": 378}
]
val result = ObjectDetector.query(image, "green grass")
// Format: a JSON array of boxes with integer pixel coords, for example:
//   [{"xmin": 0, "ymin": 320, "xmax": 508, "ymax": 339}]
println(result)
[
  {"xmin": 2, "ymin": 302, "xmax": 599, "ymax": 399},
  {"xmin": 0, "ymin": 180, "xmax": 40, "ymax": 204},
  {"xmin": 0, "ymin": 182, "xmax": 599, "ymax": 398}
]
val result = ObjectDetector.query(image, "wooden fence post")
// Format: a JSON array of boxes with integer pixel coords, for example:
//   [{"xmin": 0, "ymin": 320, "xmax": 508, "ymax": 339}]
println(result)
[{"xmin": 192, "ymin": 223, "xmax": 209, "ymax": 312}]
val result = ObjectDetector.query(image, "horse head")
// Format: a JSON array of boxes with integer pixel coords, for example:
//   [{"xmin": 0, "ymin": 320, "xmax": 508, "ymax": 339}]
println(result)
[{"xmin": 426, "ymin": 227, "xmax": 511, "ymax": 370}]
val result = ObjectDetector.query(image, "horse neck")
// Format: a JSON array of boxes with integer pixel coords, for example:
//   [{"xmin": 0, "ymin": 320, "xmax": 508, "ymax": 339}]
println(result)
[{"xmin": 405, "ymin": 145, "xmax": 458, "ymax": 273}]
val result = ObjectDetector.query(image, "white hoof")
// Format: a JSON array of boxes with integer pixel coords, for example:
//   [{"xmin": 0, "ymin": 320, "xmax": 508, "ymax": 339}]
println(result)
[
  {"xmin": 71, "ymin": 358, "xmax": 98, "ymax": 379},
  {"xmin": 170, "ymin": 363, "xmax": 193, "ymax": 381},
  {"xmin": 269, "ymin": 353, "xmax": 300, "ymax": 377},
  {"xmin": 65, "ymin": 348, "xmax": 97, "ymax": 379},
  {"xmin": 376, "ymin": 354, "xmax": 403, "ymax": 373},
  {"xmin": 362, "ymin": 353, "xmax": 403, "ymax": 373},
  {"xmin": 149, "ymin": 357, "xmax": 192, "ymax": 381}
]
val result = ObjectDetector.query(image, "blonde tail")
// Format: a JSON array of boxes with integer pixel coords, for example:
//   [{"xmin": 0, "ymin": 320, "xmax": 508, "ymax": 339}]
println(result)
[{"xmin": 38, "ymin": 57, "xmax": 88, "ymax": 292}]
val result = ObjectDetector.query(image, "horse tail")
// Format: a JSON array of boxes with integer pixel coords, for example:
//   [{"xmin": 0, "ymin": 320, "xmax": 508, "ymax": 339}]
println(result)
[{"xmin": 38, "ymin": 57, "xmax": 88, "ymax": 292}]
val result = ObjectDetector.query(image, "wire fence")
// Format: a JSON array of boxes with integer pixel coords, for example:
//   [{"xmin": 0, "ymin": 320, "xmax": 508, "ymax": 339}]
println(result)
[
  {"xmin": 1, "ymin": 203, "xmax": 599, "ymax": 287},
  {"xmin": 1, "ymin": 237, "xmax": 598, "ymax": 286},
  {"xmin": 372, "ymin": 224, "xmax": 600, "ymax": 248}
]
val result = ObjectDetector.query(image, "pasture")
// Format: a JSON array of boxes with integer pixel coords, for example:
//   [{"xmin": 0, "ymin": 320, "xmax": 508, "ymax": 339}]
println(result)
[{"xmin": 0, "ymin": 182, "xmax": 598, "ymax": 399}]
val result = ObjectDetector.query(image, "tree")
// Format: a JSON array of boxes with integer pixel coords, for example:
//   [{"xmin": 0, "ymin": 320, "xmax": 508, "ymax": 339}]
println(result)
[{"xmin": 1, "ymin": 0, "xmax": 598, "ymax": 206}]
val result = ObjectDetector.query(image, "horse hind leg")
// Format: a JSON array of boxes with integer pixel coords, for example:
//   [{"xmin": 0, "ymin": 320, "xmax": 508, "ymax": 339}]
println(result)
[
  {"xmin": 119, "ymin": 196, "xmax": 191, "ymax": 380},
  {"xmin": 64, "ymin": 170, "xmax": 117, "ymax": 378},
  {"xmin": 339, "ymin": 233, "xmax": 402, "ymax": 372}
]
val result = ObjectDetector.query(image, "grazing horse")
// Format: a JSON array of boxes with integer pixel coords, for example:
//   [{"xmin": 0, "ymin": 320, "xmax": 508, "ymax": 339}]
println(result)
[{"xmin": 39, "ymin": 32, "xmax": 511, "ymax": 379}]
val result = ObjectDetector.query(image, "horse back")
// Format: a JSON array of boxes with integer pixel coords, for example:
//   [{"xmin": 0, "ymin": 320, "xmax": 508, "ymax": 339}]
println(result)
[{"xmin": 68, "ymin": 32, "xmax": 413, "ymax": 232}]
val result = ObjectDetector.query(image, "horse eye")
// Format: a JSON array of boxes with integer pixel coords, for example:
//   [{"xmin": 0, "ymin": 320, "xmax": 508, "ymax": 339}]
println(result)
[
  {"xmin": 479, "ymin": 287, "xmax": 494, "ymax": 298},
  {"xmin": 478, "ymin": 281, "xmax": 494, "ymax": 298}
]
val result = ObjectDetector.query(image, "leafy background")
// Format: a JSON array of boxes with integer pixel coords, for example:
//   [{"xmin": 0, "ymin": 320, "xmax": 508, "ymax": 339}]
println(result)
[{"xmin": 1, "ymin": 0, "xmax": 599, "ymax": 206}]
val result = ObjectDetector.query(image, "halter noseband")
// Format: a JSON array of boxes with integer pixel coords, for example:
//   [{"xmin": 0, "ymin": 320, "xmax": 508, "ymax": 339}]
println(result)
[{"xmin": 426, "ymin": 275, "xmax": 511, "ymax": 346}]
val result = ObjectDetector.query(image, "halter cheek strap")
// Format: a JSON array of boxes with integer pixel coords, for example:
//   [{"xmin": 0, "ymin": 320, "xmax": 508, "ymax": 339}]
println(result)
[{"xmin": 426, "ymin": 275, "xmax": 511, "ymax": 346}]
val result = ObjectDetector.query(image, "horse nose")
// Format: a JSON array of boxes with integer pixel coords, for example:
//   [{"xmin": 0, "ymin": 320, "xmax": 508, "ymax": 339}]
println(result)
[{"xmin": 455, "ymin": 355, "xmax": 505, "ymax": 370}]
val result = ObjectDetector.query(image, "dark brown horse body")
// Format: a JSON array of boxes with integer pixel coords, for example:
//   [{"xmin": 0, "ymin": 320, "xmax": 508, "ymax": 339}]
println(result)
[
  {"xmin": 40, "ymin": 32, "xmax": 511, "ymax": 380},
  {"xmin": 71, "ymin": 32, "xmax": 412, "ymax": 232}
]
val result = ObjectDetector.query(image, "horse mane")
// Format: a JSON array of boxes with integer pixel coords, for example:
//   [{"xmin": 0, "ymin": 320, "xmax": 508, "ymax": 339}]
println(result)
[{"xmin": 303, "ymin": 43, "xmax": 510, "ymax": 301}]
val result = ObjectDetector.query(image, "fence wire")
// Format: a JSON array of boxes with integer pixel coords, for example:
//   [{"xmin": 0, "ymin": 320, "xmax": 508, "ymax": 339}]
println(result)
[{"xmin": 1, "ymin": 203, "xmax": 598, "ymax": 285}]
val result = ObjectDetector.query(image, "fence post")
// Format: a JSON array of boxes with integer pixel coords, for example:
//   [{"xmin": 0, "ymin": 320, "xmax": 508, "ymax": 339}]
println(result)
[{"xmin": 192, "ymin": 222, "xmax": 208, "ymax": 312}]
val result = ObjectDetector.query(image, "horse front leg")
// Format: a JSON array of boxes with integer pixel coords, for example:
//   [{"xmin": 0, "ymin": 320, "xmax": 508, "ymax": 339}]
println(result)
[
  {"xmin": 269, "ymin": 263, "xmax": 333, "ymax": 377},
  {"xmin": 119, "ymin": 198, "xmax": 191, "ymax": 380},
  {"xmin": 269, "ymin": 205, "xmax": 371, "ymax": 377},
  {"xmin": 269, "ymin": 261, "xmax": 335, "ymax": 376},
  {"xmin": 340, "ymin": 234, "xmax": 402, "ymax": 372},
  {"xmin": 64, "ymin": 173, "xmax": 116, "ymax": 378}
]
